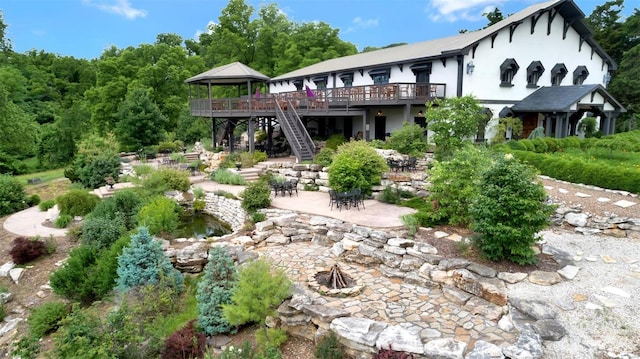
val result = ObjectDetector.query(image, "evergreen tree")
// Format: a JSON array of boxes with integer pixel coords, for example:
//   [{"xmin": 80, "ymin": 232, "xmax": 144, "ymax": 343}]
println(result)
[
  {"xmin": 116, "ymin": 227, "xmax": 184, "ymax": 293},
  {"xmin": 222, "ymin": 258, "xmax": 291, "ymax": 329},
  {"xmin": 196, "ymin": 247, "xmax": 238, "ymax": 336},
  {"xmin": 115, "ymin": 86, "xmax": 168, "ymax": 152}
]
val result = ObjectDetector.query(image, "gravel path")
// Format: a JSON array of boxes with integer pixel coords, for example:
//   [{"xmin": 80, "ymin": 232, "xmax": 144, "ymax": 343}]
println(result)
[{"xmin": 509, "ymin": 177, "xmax": 640, "ymax": 358}]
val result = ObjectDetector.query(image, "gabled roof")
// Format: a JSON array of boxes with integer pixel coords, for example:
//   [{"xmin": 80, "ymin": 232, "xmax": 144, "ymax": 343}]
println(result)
[
  {"xmin": 511, "ymin": 84, "xmax": 625, "ymax": 112},
  {"xmin": 271, "ymin": 0, "xmax": 616, "ymax": 81},
  {"xmin": 186, "ymin": 62, "xmax": 270, "ymax": 85}
]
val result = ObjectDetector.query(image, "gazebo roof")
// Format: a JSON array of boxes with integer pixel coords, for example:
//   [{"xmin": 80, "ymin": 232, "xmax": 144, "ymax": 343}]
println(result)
[{"xmin": 185, "ymin": 62, "xmax": 270, "ymax": 85}]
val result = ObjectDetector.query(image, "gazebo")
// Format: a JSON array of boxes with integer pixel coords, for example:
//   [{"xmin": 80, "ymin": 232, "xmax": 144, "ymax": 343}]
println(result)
[{"xmin": 185, "ymin": 62, "xmax": 271, "ymax": 153}]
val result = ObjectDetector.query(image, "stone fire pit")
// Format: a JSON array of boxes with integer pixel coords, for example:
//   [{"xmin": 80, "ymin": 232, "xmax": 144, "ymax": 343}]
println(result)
[{"xmin": 308, "ymin": 264, "xmax": 364, "ymax": 297}]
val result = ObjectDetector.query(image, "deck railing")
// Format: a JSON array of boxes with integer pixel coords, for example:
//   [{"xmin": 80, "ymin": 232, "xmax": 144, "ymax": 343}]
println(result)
[{"xmin": 189, "ymin": 82, "xmax": 446, "ymax": 115}]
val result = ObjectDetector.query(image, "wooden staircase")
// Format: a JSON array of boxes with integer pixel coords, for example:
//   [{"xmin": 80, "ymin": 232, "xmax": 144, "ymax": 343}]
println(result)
[{"xmin": 275, "ymin": 100, "xmax": 316, "ymax": 162}]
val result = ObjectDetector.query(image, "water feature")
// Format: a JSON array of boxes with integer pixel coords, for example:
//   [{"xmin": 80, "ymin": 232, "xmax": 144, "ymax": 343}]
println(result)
[{"xmin": 173, "ymin": 212, "xmax": 232, "ymax": 239}]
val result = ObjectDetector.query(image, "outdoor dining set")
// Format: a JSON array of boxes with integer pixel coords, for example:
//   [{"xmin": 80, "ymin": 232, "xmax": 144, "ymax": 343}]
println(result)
[
  {"xmin": 328, "ymin": 189, "xmax": 365, "ymax": 211},
  {"xmin": 387, "ymin": 156, "xmax": 417, "ymax": 172},
  {"xmin": 269, "ymin": 179, "xmax": 299, "ymax": 197}
]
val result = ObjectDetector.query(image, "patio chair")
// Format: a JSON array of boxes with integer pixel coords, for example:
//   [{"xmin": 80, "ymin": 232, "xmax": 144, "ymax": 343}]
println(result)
[
  {"xmin": 348, "ymin": 188, "xmax": 365, "ymax": 210},
  {"xmin": 329, "ymin": 190, "xmax": 340, "ymax": 210}
]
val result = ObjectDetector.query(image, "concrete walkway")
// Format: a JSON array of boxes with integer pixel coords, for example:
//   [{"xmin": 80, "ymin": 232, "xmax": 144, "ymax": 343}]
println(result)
[{"xmin": 3, "ymin": 206, "xmax": 68, "ymax": 237}]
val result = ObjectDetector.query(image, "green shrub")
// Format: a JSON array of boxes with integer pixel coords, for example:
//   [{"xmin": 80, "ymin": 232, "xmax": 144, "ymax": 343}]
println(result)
[
  {"xmin": 386, "ymin": 122, "xmax": 429, "ymax": 156},
  {"xmin": 519, "ymin": 139, "xmax": 535, "ymax": 152},
  {"xmin": 50, "ymin": 245, "xmax": 100, "ymax": 304},
  {"xmin": 530, "ymin": 138, "xmax": 548, "ymax": 153},
  {"xmin": 141, "ymin": 168, "xmax": 191, "ymax": 196},
  {"xmin": 197, "ymin": 247, "xmax": 238, "ymax": 336},
  {"xmin": 368, "ymin": 139, "xmax": 387, "ymax": 149},
  {"xmin": 63, "ymin": 166, "xmax": 80, "ymax": 183},
  {"xmin": 81, "ymin": 215, "xmax": 127, "ymax": 250},
  {"xmin": 251, "ymin": 211, "xmax": 266, "ymax": 223},
  {"xmin": 219, "ymin": 153, "xmax": 241, "ymax": 169},
  {"xmin": 325, "ymin": 134, "xmax": 347, "ymax": 150},
  {"xmin": 137, "ymin": 196, "xmax": 181, "ymax": 235},
  {"xmin": 26, "ymin": 194, "xmax": 40, "ymax": 207},
  {"xmin": 38, "ymin": 199, "xmax": 56, "ymax": 212},
  {"xmin": 313, "ymin": 147, "xmax": 335, "ymax": 167},
  {"xmin": 505, "ymin": 140, "xmax": 526, "ymax": 151},
  {"xmin": 378, "ymin": 186, "xmax": 401, "ymax": 204},
  {"xmin": 241, "ymin": 180, "xmax": 271, "ymax": 213},
  {"xmin": 11, "ymin": 334, "xmax": 41, "ymax": 359},
  {"xmin": 0, "ymin": 175, "xmax": 28, "ymax": 216},
  {"xmin": 210, "ymin": 168, "xmax": 246, "ymax": 185},
  {"xmin": 253, "ymin": 150, "xmax": 268, "ymax": 163},
  {"xmin": 470, "ymin": 154, "xmax": 555, "ymax": 265},
  {"xmin": 427, "ymin": 146, "xmax": 492, "ymax": 225},
  {"xmin": 223, "ymin": 258, "xmax": 291, "ymax": 328},
  {"xmin": 314, "ymin": 332, "xmax": 345, "ymax": 359},
  {"xmin": 578, "ymin": 117, "xmax": 598, "ymax": 138},
  {"xmin": 214, "ymin": 190, "xmax": 238, "ymax": 200},
  {"xmin": 116, "ymin": 227, "xmax": 184, "ymax": 293},
  {"xmin": 54, "ymin": 214, "xmax": 73, "ymax": 228},
  {"xmin": 543, "ymin": 137, "xmax": 558, "ymax": 152},
  {"xmin": 56, "ymin": 189, "xmax": 100, "ymax": 217},
  {"xmin": 401, "ymin": 213, "xmax": 420, "ymax": 237},
  {"xmin": 158, "ymin": 141, "xmax": 182, "ymax": 154},
  {"xmin": 76, "ymin": 155, "xmax": 121, "ymax": 189},
  {"xmin": 557, "ymin": 136, "xmax": 581, "ymax": 149},
  {"xmin": 28, "ymin": 302, "xmax": 70, "ymax": 338},
  {"xmin": 328, "ymin": 140, "xmax": 388, "ymax": 194},
  {"xmin": 92, "ymin": 235, "xmax": 131, "ymax": 299},
  {"xmin": 133, "ymin": 164, "xmax": 154, "ymax": 176}
]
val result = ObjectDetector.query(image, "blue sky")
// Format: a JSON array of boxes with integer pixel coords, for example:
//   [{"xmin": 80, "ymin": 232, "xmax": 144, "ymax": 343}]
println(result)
[{"xmin": 0, "ymin": 0, "xmax": 628, "ymax": 60}]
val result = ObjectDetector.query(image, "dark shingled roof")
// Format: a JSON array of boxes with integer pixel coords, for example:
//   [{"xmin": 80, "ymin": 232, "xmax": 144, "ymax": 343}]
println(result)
[{"xmin": 511, "ymin": 85, "xmax": 625, "ymax": 112}]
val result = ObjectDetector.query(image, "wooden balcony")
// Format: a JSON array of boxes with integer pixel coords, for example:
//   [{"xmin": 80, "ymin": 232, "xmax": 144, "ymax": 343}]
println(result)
[{"xmin": 189, "ymin": 82, "xmax": 445, "ymax": 118}]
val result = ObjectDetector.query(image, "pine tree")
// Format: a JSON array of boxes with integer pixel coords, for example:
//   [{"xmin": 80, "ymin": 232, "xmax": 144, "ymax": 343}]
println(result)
[
  {"xmin": 116, "ymin": 226, "xmax": 183, "ymax": 292},
  {"xmin": 196, "ymin": 247, "xmax": 238, "ymax": 336}
]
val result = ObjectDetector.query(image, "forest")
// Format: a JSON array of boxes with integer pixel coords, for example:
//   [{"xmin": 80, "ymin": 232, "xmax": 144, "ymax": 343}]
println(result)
[{"xmin": 0, "ymin": 0, "xmax": 639, "ymax": 176}]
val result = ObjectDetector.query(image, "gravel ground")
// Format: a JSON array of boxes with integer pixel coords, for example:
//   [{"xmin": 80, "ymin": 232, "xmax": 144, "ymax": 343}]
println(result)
[
  {"xmin": 507, "ymin": 177, "xmax": 640, "ymax": 359},
  {"xmin": 508, "ymin": 229, "xmax": 640, "ymax": 358}
]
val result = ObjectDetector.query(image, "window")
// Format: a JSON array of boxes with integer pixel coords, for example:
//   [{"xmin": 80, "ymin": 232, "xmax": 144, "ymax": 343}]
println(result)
[
  {"xmin": 368, "ymin": 68, "xmax": 390, "ymax": 84},
  {"xmin": 339, "ymin": 73, "xmax": 354, "ymax": 87},
  {"xmin": 573, "ymin": 65, "xmax": 589, "ymax": 85},
  {"xmin": 526, "ymin": 61, "xmax": 545, "ymax": 88},
  {"xmin": 292, "ymin": 79, "xmax": 303, "ymax": 91},
  {"xmin": 312, "ymin": 76, "xmax": 327, "ymax": 90},
  {"xmin": 500, "ymin": 58, "xmax": 519, "ymax": 87},
  {"xmin": 550, "ymin": 63, "xmax": 567, "ymax": 86}
]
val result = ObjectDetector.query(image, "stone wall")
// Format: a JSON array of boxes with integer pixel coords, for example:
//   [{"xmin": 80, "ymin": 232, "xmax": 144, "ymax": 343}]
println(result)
[{"xmin": 203, "ymin": 193, "xmax": 246, "ymax": 232}]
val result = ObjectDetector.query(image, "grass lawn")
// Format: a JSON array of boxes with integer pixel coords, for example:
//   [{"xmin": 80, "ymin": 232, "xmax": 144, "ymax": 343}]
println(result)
[{"xmin": 15, "ymin": 168, "xmax": 66, "ymax": 185}]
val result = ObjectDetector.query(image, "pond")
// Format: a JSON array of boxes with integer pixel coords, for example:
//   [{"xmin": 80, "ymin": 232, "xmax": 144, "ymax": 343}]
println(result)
[{"xmin": 173, "ymin": 212, "xmax": 232, "ymax": 239}]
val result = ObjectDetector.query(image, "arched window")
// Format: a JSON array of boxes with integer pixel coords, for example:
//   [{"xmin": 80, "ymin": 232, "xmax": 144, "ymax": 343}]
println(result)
[
  {"xmin": 550, "ymin": 63, "xmax": 567, "ymax": 86},
  {"xmin": 500, "ymin": 58, "xmax": 519, "ymax": 87},
  {"xmin": 526, "ymin": 61, "xmax": 545, "ymax": 88},
  {"xmin": 573, "ymin": 66, "xmax": 589, "ymax": 85}
]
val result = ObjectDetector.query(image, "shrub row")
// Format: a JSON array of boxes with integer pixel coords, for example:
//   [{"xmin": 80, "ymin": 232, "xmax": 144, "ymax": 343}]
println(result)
[
  {"xmin": 502, "ymin": 131, "xmax": 640, "ymax": 154},
  {"xmin": 511, "ymin": 150, "xmax": 640, "ymax": 194}
]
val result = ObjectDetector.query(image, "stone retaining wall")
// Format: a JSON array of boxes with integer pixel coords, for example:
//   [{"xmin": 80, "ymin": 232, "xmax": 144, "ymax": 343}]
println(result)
[{"xmin": 202, "ymin": 193, "xmax": 245, "ymax": 232}]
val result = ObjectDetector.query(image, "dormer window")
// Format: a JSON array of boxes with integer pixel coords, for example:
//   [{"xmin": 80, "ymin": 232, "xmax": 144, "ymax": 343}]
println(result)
[
  {"xmin": 312, "ymin": 76, "xmax": 327, "ymax": 90},
  {"xmin": 339, "ymin": 73, "xmax": 354, "ymax": 87},
  {"xmin": 573, "ymin": 66, "xmax": 589, "ymax": 85},
  {"xmin": 526, "ymin": 61, "xmax": 545, "ymax": 88},
  {"xmin": 500, "ymin": 58, "xmax": 519, "ymax": 87},
  {"xmin": 550, "ymin": 63, "xmax": 567, "ymax": 86},
  {"xmin": 368, "ymin": 68, "xmax": 391, "ymax": 84},
  {"xmin": 292, "ymin": 79, "xmax": 303, "ymax": 91}
]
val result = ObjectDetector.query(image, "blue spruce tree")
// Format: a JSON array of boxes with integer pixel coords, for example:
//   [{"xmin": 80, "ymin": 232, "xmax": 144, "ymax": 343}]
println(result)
[{"xmin": 196, "ymin": 246, "xmax": 237, "ymax": 336}]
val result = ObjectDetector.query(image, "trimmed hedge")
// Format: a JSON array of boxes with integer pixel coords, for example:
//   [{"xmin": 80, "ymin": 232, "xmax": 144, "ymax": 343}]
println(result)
[{"xmin": 511, "ymin": 150, "xmax": 640, "ymax": 194}]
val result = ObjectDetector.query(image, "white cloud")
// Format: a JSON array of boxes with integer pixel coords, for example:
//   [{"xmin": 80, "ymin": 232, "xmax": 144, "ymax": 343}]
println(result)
[
  {"xmin": 193, "ymin": 21, "xmax": 217, "ymax": 41},
  {"xmin": 426, "ymin": 0, "xmax": 506, "ymax": 22},
  {"xmin": 82, "ymin": 0, "xmax": 147, "ymax": 20},
  {"xmin": 345, "ymin": 16, "xmax": 379, "ymax": 33}
]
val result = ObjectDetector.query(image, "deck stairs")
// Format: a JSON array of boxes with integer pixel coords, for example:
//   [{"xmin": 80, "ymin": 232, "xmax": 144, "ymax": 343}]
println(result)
[{"xmin": 274, "ymin": 100, "xmax": 316, "ymax": 162}]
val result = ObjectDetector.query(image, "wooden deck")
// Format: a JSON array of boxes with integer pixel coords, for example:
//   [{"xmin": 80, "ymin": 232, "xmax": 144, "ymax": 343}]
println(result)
[{"xmin": 189, "ymin": 82, "xmax": 446, "ymax": 118}]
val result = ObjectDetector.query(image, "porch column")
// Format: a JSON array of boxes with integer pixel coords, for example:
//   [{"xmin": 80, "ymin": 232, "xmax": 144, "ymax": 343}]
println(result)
[
  {"xmin": 600, "ymin": 116, "xmax": 610, "ymax": 135},
  {"xmin": 364, "ymin": 112, "xmax": 370, "ymax": 141},
  {"xmin": 228, "ymin": 120, "xmax": 236, "ymax": 153},
  {"xmin": 267, "ymin": 118, "xmax": 274, "ymax": 156},
  {"xmin": 248, "ymin": 117, "xmax": 255, "ymax": 153},
  {"xmin": 562, "ymin": 115, "xmax": 570, "ymax": 137},
  {"xmin": 610, "ymin": 113, "xmax": 618, "ymax": 134},
  {"xmin": 211, "ymin": 118, "xmax": 217, "ymax": 148},
  {"xmin": 545, "ymin": 115, "xmax": 552, "ymax": 137},
  {"xmin": 404, "ymin": 104, "xmax": 411, "ymax": 123},
  {"xmin": 554, "ymin": 115, "xmax": 562, "ymax": 138}
]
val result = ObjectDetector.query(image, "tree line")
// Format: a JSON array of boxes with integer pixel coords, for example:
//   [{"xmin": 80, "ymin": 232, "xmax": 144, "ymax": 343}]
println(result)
[{"xmin": 0, "ymin": 0, "xmax": 638, "ymax": 175}]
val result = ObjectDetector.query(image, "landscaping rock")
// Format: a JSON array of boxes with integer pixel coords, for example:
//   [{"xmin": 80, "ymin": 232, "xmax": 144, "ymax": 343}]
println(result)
[
  {"xmin": 376, "ymin": 325, "xmax": 425, "ymax": 354},
  {"xmin": 465, "ymin": 340, "xmax": 504, "ymax": 359},
  {"xmin": 423, "ymin": 338, "xmax": 467, "ymax": 359}
]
